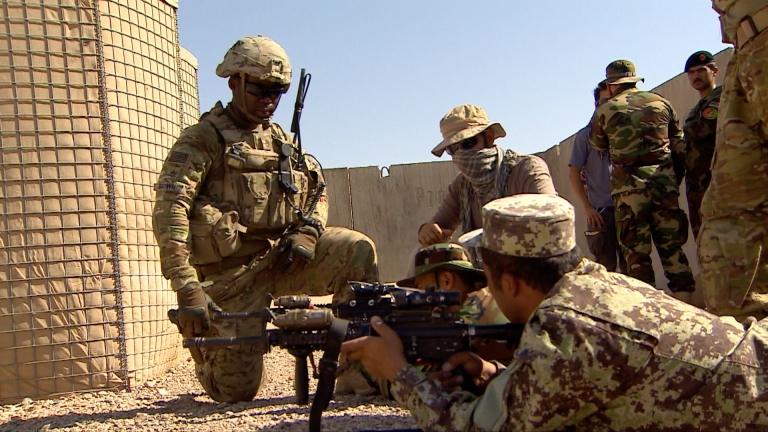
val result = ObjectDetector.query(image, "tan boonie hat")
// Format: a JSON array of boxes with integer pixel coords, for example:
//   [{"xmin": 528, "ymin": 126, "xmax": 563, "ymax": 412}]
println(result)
[
  {"xmin": 604, "ymin": 59, "xmax": 644, "ymax": 85},
  {"xmin": 397, "ymin": 243, "xmax": 486, "ymax": 289},
  {"xmin": 431, "ymin": 104, "xmax": 506, "ymax": 157},
  {"xmin": 459, "ymin": 194, "xmax": 576, "ymax": 258}
]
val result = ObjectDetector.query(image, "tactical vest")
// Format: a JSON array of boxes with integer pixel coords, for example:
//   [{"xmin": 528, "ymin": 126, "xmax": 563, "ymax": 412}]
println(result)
[{"xmin": 188, "ymin": 103, "xmax": 309, "ymax": 266}]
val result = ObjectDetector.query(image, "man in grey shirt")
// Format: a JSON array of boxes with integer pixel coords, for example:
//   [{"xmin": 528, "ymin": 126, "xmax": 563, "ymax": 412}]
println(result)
[{"xmin": 568, "ymin": 83, "xmax": 625, "ymax": 273}]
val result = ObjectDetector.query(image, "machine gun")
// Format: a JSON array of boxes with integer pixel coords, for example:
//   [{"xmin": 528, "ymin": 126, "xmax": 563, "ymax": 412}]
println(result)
[{"xmin": 168, "ymin": 282, "xmax": 524, "ymax": 432}]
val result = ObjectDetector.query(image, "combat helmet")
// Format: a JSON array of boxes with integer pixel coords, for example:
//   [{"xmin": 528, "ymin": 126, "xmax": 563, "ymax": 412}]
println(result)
[{"xmin": 216, "ymin": 36, "xmax": 292, "ymax": 86}]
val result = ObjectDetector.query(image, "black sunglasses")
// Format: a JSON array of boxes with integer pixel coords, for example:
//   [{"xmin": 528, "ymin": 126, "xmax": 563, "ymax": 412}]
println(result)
[
  {"xmin": 446, "ymin": 135, "xmax": 479, "ymax": 156},
  {"xmin": 245, "ymin": 82, "xmax": 288, "ymax": 98}
]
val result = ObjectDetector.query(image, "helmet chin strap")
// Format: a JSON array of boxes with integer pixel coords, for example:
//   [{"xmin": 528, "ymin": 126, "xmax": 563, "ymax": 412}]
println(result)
[{"xmin": 232, "ymin": 72, "xmax": 270, "ymax": 126}]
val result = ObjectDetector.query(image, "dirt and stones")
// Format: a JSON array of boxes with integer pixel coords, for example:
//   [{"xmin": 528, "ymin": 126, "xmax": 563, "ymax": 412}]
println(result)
[{"xmin": 0, "ymin": 349, "xmax": 418, "ymax": 432}]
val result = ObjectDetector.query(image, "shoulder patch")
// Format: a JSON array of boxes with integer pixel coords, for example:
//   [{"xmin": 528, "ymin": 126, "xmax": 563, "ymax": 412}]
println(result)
[
  {"xmin": 167, "ymin": 150, "xmax": 191, "ymax": 166},
  {"xmin": 701, "ymin": 106, "xmax": 718, "ymax": 120}
]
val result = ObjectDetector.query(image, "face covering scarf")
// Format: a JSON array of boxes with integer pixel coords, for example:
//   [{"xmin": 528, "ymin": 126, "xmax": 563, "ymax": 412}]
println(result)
[{"xmin": 451, "ymin": 145, "xmax": 503, "ymax": 233}]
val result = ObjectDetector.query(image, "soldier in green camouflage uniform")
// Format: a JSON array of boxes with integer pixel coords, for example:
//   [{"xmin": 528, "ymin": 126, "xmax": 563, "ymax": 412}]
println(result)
[
  {"xmin": 590, "ymin": 60, "xmax": 695, "ymax": 295},
  {"xmin": 396, "ymin": 243, "xmax": 508, "ymax": 326},
  {"xmin": 698, "ymin": 1, "xmax": 768, "ymax": 321},
  {"xmin": 681, "ymin": 50, "xmax": 722, "ymax": 238},
  {"xmin": 342, "ymin": 194, "xmax": 768, "ymax": 431},
  {"xmin": 152, "ymin": 36, "xmax": 378, "ymax": 402}
]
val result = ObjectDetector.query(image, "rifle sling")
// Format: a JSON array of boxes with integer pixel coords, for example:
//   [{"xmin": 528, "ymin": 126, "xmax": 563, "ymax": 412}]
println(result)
[{"xmin": 309, "ymin": 317, "xmax": 349, "ymax": 432}]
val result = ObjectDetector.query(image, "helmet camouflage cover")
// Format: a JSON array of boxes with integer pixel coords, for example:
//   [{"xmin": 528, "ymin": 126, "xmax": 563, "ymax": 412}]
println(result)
[{"xmin": 216, "ymin": 35, "xmax": 292, "ymax": 86}]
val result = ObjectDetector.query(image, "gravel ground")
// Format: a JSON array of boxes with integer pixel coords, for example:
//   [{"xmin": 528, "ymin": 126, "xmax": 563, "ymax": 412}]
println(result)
[{"xmin": 0, "ymin": 349, "xmax": 418, "ymax": 432}]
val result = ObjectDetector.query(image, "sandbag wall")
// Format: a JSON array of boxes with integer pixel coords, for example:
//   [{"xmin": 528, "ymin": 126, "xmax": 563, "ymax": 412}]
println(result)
[{"xmin": 0, "ymin": 0, "xmax": 196, "ymax": 402}]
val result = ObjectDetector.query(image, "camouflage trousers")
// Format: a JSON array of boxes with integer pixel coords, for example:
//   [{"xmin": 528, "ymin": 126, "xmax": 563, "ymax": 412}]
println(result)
[
  {"xmin": 613, "ymin": 187, "xmax": 694, "ymax": 292},
  {"xmin": 698, "ymin": 30, "xmax": 768, "ymax": 320},
  {"xmin": 193, "ymin": 227, "xmax": 378, "ymax": 403}
]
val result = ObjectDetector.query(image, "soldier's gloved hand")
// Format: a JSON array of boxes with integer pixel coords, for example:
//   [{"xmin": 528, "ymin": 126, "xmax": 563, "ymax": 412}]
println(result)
[
  {"xmin": 176, "ymin": 281, "xmax": 217, "ymax": 338},
  {"xmin": 278, "ymin": 226, "xmax": 319, "ymax": 272}
]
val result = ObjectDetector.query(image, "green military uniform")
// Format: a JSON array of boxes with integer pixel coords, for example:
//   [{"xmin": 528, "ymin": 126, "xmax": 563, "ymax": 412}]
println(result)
[
  {"xmin": 391, "ymin": 194, "xmax": 768, "ymax": 431},
  {"xmin": 698, "ymin": 1, "xmax": 768, "ymax": 320},
  {"xmin": 590, "ymin": 60, "xmax": 694, "ymax": 293},
  {"xmin": 683, "ymin": 85, "xmax": 721, "ymax": 238},
  {"xmin": 153, "ymin": 36, "xmax": 378, "ymax": 402}
]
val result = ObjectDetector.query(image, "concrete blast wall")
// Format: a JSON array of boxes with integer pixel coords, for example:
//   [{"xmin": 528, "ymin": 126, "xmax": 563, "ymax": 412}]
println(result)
[{"xmin": 326, "ymin": 49, "xmax": 732, "ymax": 286}]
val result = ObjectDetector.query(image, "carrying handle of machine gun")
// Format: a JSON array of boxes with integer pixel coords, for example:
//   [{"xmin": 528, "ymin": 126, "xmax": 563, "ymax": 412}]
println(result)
[{"xmin": 291, "ymin": 68, "xmax": 311, "ymax": 169}]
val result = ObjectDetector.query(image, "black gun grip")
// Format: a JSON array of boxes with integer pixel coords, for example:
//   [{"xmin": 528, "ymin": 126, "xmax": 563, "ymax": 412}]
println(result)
[
  {"xmin": 294, "ymin": 354, "xmax": 309, "ymax": 405},
  {"xmin": 457, "ymin": 366, "xmax": 481, "ymax": 395}
]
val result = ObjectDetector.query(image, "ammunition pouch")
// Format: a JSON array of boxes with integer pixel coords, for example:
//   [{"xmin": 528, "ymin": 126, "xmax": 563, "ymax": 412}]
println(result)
[
  {"xmin": 224, "ymin": 142, "xmax": 309, "ymax": 233},
  {"xmin": 189, "ymin": 203, "xmax": 244, "ymax": 265}
]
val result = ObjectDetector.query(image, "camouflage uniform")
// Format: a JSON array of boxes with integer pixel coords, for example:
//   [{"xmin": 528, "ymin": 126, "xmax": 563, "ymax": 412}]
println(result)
[
  {"xmin": 698, "ymin": 1, "xmax": 768, "ymax": 320},
  {"xmin": 590, "ymin": 60, "xmax": 694, "ymax": 292},
  {"xmin": 153, "ymin": 37, "xmax": 377, "ymax": 402},
  {"xmin": 682, "ymin": 85, "xmax": 721, "ymax": 238},
  {"xmin": 396, "ymin": 242, "xmax": 508, "ymax": 326},
  {"xmin": 391, "ymin": 194, "xmax": 768, "ymax": 431}
]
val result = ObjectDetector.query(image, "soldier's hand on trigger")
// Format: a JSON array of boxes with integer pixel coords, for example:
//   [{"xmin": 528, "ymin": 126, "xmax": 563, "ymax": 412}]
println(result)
[
  {"xmin": 340, "ymin": 316, "xmax": 407, "ymax": 381},
  {"xmin": 418, "ymin": 223, "xmax": 454, "ymax": 246},
  {"xmin": 278, "ymin": 225, "xmax": 319, "ymax": 272},
  {"xmin": 175, "ymin": 281, "xmax": 219, "ymax": 338}
]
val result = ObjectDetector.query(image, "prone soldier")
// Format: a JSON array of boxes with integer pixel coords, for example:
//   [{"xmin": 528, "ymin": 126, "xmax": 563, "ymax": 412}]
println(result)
[{"xmin": 343, "ymin": 194, "xmax": 768, "ymax": 431}]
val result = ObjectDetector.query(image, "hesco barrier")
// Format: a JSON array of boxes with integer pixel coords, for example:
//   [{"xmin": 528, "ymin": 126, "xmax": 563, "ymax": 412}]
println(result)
[{"xmin": 0, "ymin": 0, "xmax": 197, "ymax": 402}]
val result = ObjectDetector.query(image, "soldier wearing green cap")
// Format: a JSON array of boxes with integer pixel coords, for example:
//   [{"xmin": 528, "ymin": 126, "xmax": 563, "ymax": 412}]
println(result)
[
  {"xmin": 152, "ymin": 35, "xmax": 378, "ymax": 403},
  {"xmin": 680, "ymin": 50, "xmax": 721, "ymax": 238},
  {"xmin": 397, "ymin": 243, "xmax": 507, "ymax": 326},
  {"xmin": 698, "ymin": 1, "xmax": 768, "ymax": 321},
  {"xmin": 341, "ymin": 194, "xmax": 768, "ymax": 431},
  {"xmin": 590, "ymin": 59, "xmax": 694, "ymax": 299}
]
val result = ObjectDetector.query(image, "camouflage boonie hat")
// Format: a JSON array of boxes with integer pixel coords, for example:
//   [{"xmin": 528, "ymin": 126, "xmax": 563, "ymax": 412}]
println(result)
[
  {"xmin": 459, "ymin": 194, "xmax": 576, "ymax": 258},
  {"xmin": 604, "ymin": 59, "xmax": 644, "ymax": 85},
  {"xmin": 684, "ymin": 50, "xmax": 715, "ymax": 72},
  {"xmin": 397, "ymin": 243, "xmax": 486, "ymax": 289},
  {"xmin": 431, "ymin": 104, "xmax": 506, "ymax": 157},
  {"xmin": 216, "ymin": 35, "xmax": 292, "ymax": 86}
]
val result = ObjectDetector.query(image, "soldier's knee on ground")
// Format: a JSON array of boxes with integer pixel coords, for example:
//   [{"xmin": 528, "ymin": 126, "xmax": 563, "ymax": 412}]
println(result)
[
  {"xmin": 349, "ymin": 233, "xmax": 378, "ymax": 281},
  {"xmin": 195, "ymin": 350, "xmax": 266, "ymax": 403}
]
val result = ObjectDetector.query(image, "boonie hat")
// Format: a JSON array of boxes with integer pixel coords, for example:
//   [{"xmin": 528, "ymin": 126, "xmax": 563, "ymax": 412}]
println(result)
[
  {"xmin": 604, "ymin": 59, "xmax": 644, "ymax": 85},
  {"xmin": 459, "ymin": 194, "xmax": 576, "ymax": 258},
  {"xmin": 397, "ymin": 243, "xmax": 486, "ymax": 289},
  {"xmin": 431, "ymin": 104, "xmax": 506, "ymax": 157}
]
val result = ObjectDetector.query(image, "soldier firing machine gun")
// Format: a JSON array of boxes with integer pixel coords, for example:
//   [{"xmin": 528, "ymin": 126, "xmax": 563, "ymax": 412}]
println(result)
[{"xmin": 168, "ymin": 282, "xmax": 524, "ymax": 432}]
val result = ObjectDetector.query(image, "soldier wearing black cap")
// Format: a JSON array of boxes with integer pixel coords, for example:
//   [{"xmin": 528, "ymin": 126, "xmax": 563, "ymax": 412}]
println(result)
[{"xmin": 680, "ymin": 50, "xmax": 721, "ymax": 238}]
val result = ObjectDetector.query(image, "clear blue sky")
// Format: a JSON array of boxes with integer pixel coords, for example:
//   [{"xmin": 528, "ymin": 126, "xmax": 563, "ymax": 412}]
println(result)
[{"xmin": 178, "ymin": 1, "xmax": 728, "ymax": 169}]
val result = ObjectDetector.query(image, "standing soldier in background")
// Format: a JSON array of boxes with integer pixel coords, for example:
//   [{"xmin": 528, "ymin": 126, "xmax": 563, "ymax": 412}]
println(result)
[
  {"xmin": 417, "ymin": 104, "xmax": 556, "ymax": 248},
  {"xmin": 681, "ymin": 50, "xmax": 721, "ymax": 238},
  {"xmin": 568, "ymin": 82, "xmax": 625, "ymax": 273},
  {"xmin": 699, "ymin": 1, "xmax": 768, "ymax": 320},
  {"xmin": 152, "ymin": 36, "xmax": 378, "ymax": 402},
  {"xmin": 590, "ymin": 60, "xmax": 695, "ymax": 299}
]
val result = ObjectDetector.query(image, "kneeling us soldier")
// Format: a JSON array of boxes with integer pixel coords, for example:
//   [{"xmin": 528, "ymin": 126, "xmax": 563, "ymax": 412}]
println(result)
[
  {"xmin": 343, "ymin": 194, "xmax": 768, "ymax": 431},
  {"xmin": 153, "ymin": 36, "xmax": 378, "ymax": 403}
]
